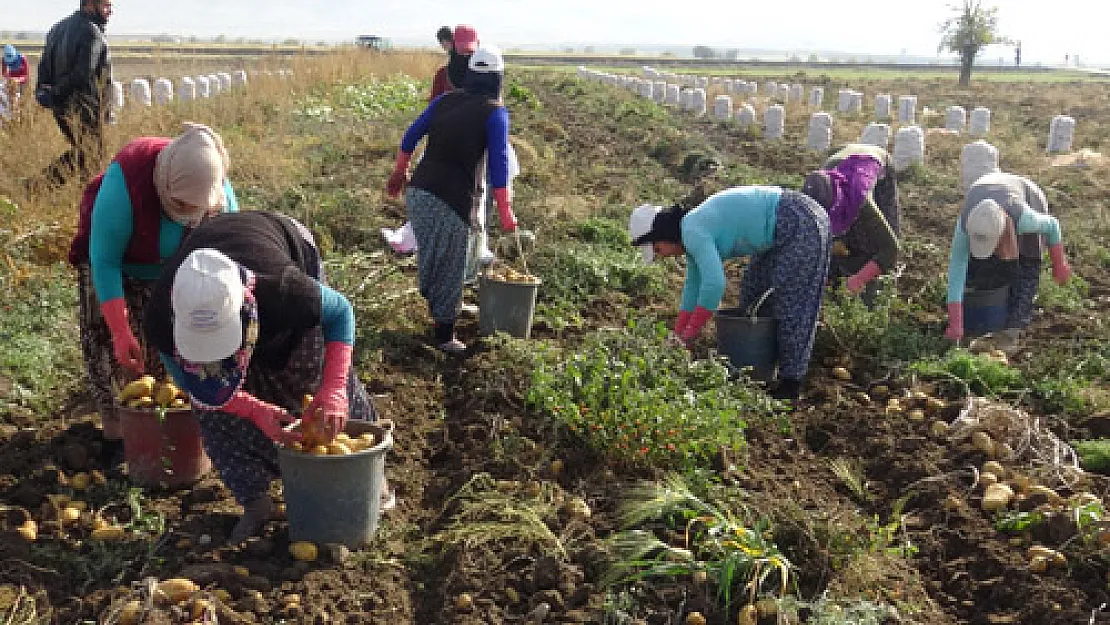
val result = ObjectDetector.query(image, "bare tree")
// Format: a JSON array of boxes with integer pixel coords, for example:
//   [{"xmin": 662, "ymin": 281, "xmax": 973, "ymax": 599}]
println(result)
[{"xmin": 938, "ymin": 1, "xmax": 1008, "ymax": 86}]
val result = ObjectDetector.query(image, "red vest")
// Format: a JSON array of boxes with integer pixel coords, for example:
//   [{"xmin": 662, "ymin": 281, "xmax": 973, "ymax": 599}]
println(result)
[{"xmin": 68, "ymin": 137, "xmax": 173, "ymax": 266}]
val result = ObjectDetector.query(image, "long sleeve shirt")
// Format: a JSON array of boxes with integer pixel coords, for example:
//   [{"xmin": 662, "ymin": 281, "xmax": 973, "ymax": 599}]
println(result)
[
  {"xmin": 946, "ymin": 173, "xmax": 1062, "ymax": 303},
  {"xmin": 89, "ymin": 161, "xmax": 239, "ymax": 302},
  {"xmin": 679, "ymin": 186, "xmax": 783, "ymax": 312}
]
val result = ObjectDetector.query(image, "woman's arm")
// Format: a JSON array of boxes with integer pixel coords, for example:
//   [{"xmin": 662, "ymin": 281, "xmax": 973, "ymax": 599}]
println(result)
[
  {"xmin": 223, "ymin": 179, "xmax": 239, "ymax": 213},
  {"xmin": 88, "ymin": 162, "xmax": 135, "ymax": 302},
  {"xmin": 946, "ymin": 224, "xmax": 971, "ymax": 304}
]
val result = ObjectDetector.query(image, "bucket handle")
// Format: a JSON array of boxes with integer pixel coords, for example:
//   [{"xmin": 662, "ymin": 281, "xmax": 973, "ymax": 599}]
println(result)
[{"xmin": 746, "ymin": 288, "xmax": 775, "ymax": 322}]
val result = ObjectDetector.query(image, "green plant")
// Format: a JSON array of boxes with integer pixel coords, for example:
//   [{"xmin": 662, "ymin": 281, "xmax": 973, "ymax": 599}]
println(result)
[
  {"xmin": 776, "ymin": 595, "xmax": 900, "ymax": 625},
  {"xmin": 574, "ymin": 217, "xmax": 629, "ymax": 246},
  {"xmin": 604, "ymin": 475, "xmax": 793, "ymax": 611},
  {"xmin": 1073, "ymin": 439, "xmax": 1110, "ymax": 474},
  {"xmin": 529, "ymin": 320, "xmax": 779, "ymax": 470},
  {"xmin": 829, "ymin": 458, "xmax": 870, "ymax": 503},
  {"xmin": 506, "ymin": 81, "xmax": 542, "ymax": 110},
  {"xmin": 994, "ymin": 510, "xmax": 1046, "ymax": 534},
  {"xmin": 296, "ymin": 76, "xmax": 425, "ymax": 122},
  {"xmin": 819, "ymin": 287, "xmax": 948, "ymax": 365},
  {"xmin": 1037, "ymin": 269, "xmax": 1089, "ymax": 312},
  {"xmin": 909, "ymin": 349, "xmax": 1024, "ymax": 396}
]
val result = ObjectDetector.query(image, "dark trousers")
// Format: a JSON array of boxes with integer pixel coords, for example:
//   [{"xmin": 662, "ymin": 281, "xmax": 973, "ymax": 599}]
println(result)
[{"xmin": 44, "ymin": 104, "xmax": 104, "ymax": 186}]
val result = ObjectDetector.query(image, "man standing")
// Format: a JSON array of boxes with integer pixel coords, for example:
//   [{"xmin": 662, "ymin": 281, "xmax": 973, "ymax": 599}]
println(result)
[
  {"xmin": 428, "ymin": 26, "xmax": 454, "ymax": 101},
  {"xmin": 35, "ymin": 0, "xmax": 113, "ymax": 187}
]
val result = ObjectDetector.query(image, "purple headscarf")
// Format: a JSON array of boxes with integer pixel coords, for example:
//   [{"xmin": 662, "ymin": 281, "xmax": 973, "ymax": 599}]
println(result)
[{"xmin": 802, "ymin": 154, "xmax": 883, "ymax": 236}]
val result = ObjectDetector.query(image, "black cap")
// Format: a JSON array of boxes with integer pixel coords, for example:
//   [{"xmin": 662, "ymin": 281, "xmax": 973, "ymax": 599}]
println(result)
[{"xmin": 436, "ymin": 26, "xmax": 453, "ymax": 43}]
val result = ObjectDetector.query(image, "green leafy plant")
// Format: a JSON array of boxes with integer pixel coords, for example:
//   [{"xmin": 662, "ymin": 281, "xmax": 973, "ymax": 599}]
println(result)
[
  {"xmin": 995, "ymin": 510, "xmax": 1046, "ymax": 534},
  {"xmin": 604, "ymin": 475, "xmax": 794, "ymax": 611},
  {"xmin": 819, "ymin": 287, "xmax": 948, "ymax": 365},
  {"xmin": 529, "ymin": 320, "xmax": 779, "ymax": 470},
  {"xmin": 1073, "ymin": 439, "xmax": 1110, "ymax": 474},
  {"xmin": 1037, "ymin": 269, "xmax": 1089, "ymax": 312},
  {"xmin": 909, "ymin": 349, "xmax": 1024, "ymax": 396}
]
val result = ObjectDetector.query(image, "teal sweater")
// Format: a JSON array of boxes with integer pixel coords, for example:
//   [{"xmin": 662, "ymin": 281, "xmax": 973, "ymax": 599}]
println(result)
[
  {"xmin": 89, "ymin": 161, "xmax": 239, "ymax": 302},
  {"xmin": 679, "ymin": 186, "xmax": 783, "ymax": 312}
]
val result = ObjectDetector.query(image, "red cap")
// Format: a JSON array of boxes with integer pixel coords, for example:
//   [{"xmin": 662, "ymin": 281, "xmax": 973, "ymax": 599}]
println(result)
[{"xmin": 453, "ymin": 24, "xmax": 479, "ymax": 54}]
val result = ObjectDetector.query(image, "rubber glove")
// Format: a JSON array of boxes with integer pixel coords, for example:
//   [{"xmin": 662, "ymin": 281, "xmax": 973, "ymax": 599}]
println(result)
[
  {"xmin": 846, "ymin": 260, "xmax": 883, "ymax": 295},
  {"xmin": 944, "ymin": 302, "xmax": 964, "ymax": 342},
  {"xmin": 492, "ymin": 187, "xmax": 518, "ymax": 233},
  {"xmin": 1048, "ymin": 243, "xmax": 1072, "ymax": 285},
  {"xmin": 304, "ymin": 342, "xmax": 352, "ymax": 441},
  {"xmin": 678, "ymin": 306, "xmax": 714, "ymax": 345},
  {"xmin": 100, "ymin": 298, "xmax": 144, "ymax": 374},
  {"xmin": 222, "ymin": 391, "xmax": 301, "ymax": 445},
  {"xmin": 386, "ymin": 150, "xmax": 412, "ymax": 198},
  {"xmin": 674, "ymin": 310, "xmax": 693, "ymax": 337}
]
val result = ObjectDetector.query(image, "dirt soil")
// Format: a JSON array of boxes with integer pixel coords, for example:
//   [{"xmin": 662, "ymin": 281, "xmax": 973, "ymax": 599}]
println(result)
[{"xmin": 3, "ymin": 71, "xmax": 1110, "ymax": 624}]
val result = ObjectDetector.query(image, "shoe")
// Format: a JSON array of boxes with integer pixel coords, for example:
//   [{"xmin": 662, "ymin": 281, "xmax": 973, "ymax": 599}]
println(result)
[
  {"xmin": 994, "ymin": 328, "xmax": 1021, "ymax": 355},
  {"xmin": 459, "ymin": 302, "xmax": 479, "ymax": 317},
  {"xmin": 437, "ymin": 338, "xmax": 467, "ymax": 355},
  {"xmin": 771, "ymin": 378, "xmax": 803, "ymax": 401},
  {"xmin": 228, "ymin": 494, "xmax": 273, "ymax": 544}
]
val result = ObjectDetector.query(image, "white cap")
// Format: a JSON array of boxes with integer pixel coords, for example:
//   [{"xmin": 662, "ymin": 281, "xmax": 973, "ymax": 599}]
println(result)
[
  {"xmin": 172, "ymin": 248, "xmax": 245, "ymax": 363},
  {"xmin": 628, "ymin": 204, "xmax": 661, "ymax": 263},
  {"xmin": 966, "ymin": 199, "xmax": 1006, "ymax": 259},
  {"xmin": 469, "ymin": 45, "xmax": 504, "ymax": 74}
]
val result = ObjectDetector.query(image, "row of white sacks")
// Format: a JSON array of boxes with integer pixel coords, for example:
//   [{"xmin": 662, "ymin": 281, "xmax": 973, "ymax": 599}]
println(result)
[
  {"xmin": 105, "ymin": 69, "xmax": 294, "ymax": 113},
  {"xmin": 579, "ymin": 67, "xmax": 1079, "ymax": 155}
]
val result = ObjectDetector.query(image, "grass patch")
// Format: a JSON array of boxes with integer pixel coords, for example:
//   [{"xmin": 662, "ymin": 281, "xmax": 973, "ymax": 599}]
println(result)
[{"xmin": 909, "ymin": 350, "xmax": 1024, "ymax": 397}]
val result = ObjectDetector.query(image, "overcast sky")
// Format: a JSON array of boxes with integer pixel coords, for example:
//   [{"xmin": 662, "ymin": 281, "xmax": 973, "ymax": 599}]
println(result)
[{"xmin": 11, "ymin": 0, "xmax": 1108, "ymax": 64}]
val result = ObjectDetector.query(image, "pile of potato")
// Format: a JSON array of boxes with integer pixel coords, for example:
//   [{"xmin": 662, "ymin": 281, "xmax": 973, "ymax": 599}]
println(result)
[
  {"xmin": 119, "ymin": 375, "xmax": 188, "ymax": 410},
  {"xmin": 286, "ymin": 394, "xmax": 376, "ymax": 456},
  {"xmin": 484, "ymin": 266, "xmax": 540, "ymax": 285}
]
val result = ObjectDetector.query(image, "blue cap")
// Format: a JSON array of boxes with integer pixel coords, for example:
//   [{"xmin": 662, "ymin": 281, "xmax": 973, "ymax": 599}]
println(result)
[{"xmin": 3, "ymin": 45, "xmax": 17, "ymax": 67}]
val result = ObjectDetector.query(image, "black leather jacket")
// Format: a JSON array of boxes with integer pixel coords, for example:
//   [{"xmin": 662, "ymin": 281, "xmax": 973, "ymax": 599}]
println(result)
[{"xmin": 35, "ymin": 10, "xmax": 111, "ymax": 114}]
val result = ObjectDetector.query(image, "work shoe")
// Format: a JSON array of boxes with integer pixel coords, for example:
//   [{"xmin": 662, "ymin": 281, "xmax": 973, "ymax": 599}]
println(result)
[
  {"xmin": 228, "ymin": 494, "xmax": 273, "ymax": 544},
  {"xmin": 994, "ymin": 328, "xmax": 1021, "ymax": 355},
  {"xmin": 459, "ymin": 302, "xmax": 479, "ymax": 317},
  {"xmin": 437, "ymin": 338, "xmax": 467, "ymax": 355}
]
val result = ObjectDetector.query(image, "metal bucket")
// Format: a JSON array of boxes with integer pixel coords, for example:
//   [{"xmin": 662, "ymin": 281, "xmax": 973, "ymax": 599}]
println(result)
[
  {"xmin": 119, "ymin": 407, "xmax": 212, "ymax": 489},
  {"xmin": 278, "ymin": 420, "xmax": 394, "ymax": 548},
  {"xmin": 964, "ymin": 284, "xmax": 1010, "ymax": 337},
  {"xmin": 715, "ymin": 289, "xmax": 778, "ymax": 381},
  {"xmin": 478, "ymin": 275, "xmax": 540, "ymax": 339}
]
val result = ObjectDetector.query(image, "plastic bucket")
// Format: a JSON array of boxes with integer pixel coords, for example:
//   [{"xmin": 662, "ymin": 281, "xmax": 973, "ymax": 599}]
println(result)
[
  {"xmin": 964, "ymin": 284, "xmax": 1010, "ymax": 337},
  {"xmin": 478, "ymin": 275, "xmax": 540, "ymax": 339},
  {"xmin": 119, "ymin": 407, "xmax": 212, "ymax": 489},
  {"xmin": 715, "ymin": 289, "xmax": 779, "ymax": 381},
  {"xmin": 278, "ymin": 420, "xmax": 394, "ymax": 547}
]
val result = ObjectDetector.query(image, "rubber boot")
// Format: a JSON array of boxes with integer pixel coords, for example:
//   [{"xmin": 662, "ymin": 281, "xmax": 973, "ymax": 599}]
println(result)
[{"xmin": 229, "ymin": 494, "xmax": 273, "ymax": 544}]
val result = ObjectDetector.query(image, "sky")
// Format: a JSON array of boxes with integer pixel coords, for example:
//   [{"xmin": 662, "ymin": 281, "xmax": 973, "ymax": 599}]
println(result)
[{"xmin": 11, "ymin": 0, "xmax": 1110, "ymax": 65}]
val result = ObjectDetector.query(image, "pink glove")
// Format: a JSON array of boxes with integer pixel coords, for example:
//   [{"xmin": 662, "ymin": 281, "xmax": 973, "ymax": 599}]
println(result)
[
  {"xmin": 493, "ymin": 187, "xmax": 518, "ymax": 233},
  {"xmin": 223, "ymin": 391, "xmax": 301, "ymax": 445},
  {"xmin": 846, "ymin": 260, "xmax": 883, "ymax": 295},
  {"xmin": 674, "ymin": 310, "xmax": 693, "ymax": 337},
  {"xmin": 944, "ymin": 302, "xmax": 964, "ymax": 342},
  {"xmin": 1049, "ymin": 243, "xmax": 1072, "ymax": 285},
  {"xmin": 100, "ymin": 298, "xmax": 144, "ymax": 374},
  {"xmin": 678, "ymin": 306, "xmax": 714, "ymax": 345},
  {"xmin": 386, "ymin": 150, "xmax": 412, "ymax": 198},
  {"xmin": 304, "ymin": 342, "xmax": 352, "ymax": 441}
]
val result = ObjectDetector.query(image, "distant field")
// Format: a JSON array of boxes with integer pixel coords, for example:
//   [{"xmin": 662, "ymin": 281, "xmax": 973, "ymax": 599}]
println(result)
[{"xmin": 507, "ymin": 55, "xmax": 1109, "ymax": 83}]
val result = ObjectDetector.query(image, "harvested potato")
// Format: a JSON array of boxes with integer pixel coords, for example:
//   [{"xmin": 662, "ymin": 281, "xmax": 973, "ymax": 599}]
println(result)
[
  {"xmin": 16, "ymin": 519, "xmax": 36, "ymax": 541},
  {"xmin": 982, "ymin": 483, "xmax": 1014, "ymax": 512},
  {"xmin": 118, "ymin": 600, "xmax": 143, "ymax": 625},
  {"xmin": 90, "ymin": 526, "xmax": 127, "ymax": 541},
  {"xmin": 832, "ymin": 367, "xmax": 852, "ymax": 381},
  {"xmin": 1028, "ymin": 545, "xmax": 1067, "ymax": 567},
  {"xmin": 1029, "ymin": 555, "xmax": 1049, "ymax": 573},
  {"xmin": 484, "ymin": 267, "xmax": 540, "ymax": 285},
  {"xmin": 564, "ymin": 496, "xmax": 591, "ymax": 519},
  {"xmin": 190, "ymin": 598, "xmax": 214, "ymax": 620},
  {"xmin": 327, "ymin": 442, "xmax": 352, "ymax": 456},
  {"xmin": 685, "ymin": 612, "xmax": 706, "ymax": 625},
  {"xmin": 971, "ymin": 431, "xmax": 995, "ymax": 455},
  {"xmin": 156, "ymin": 578, "xmax": 198, "ymax": 604},
  {"xmin": 930, "ymin": 420, "xmax": 949, "ymax": 437},
  {"xmin": 550, "ymin": 459, "xmax": 565, "ymax": 475},
  {"xmin": 120, "ymin": 375, "xmax": 156, "ymax": 402},
  {"xmin": 455, "ymin": 593, "xmax": 474, "ymax": 611},
  {"xmin": 907, "ymin": 409, "xmax": 926, "ymax": 422},
  {"xmin": 290, "ymin": 541, "xmax": 318, "ymax": 562},
  {"xmin": 61, "ymin": 506, "xmax": 81, "ymax": 524},
  {"xmin": 982, "ymin": 461, "xmax": 1006, "ymax": 480},
  {"xmin": 980, "ymin": 473, "xmax": 999, "ymax": 487},
  {"xmin": 738, "ymin": 604, "xmax": 759, "ymax": 625}
]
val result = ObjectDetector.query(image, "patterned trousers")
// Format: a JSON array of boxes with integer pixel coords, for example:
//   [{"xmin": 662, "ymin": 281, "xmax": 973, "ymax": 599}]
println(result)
[
  {"xmin": 738, "ymin": 191, "xmax": 831, "ymax": 380},
  {"xmin": 406, "ymin": 187, "xmax": 469, "ymax": 324},
  {"xmin": 966, "ymin": 256, "xmax": 1040, "ymax": 330}
]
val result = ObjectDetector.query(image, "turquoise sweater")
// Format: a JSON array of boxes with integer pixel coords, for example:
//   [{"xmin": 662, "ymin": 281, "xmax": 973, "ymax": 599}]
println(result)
[
  {"xmin": 89, "ymin": 161, "xmax": 239, "ymax": 302},
  {"xmin": 679, "ymin": 186, "xmax": 783, "ymax": 312},
  {"xmin": 946, "ymin": 210, "xmax": 1062, "ymax": 303}
]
